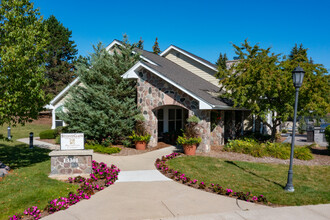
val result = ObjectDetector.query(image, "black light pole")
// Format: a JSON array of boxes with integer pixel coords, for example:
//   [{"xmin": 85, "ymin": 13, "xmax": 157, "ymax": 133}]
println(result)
[
  {"xmin": 285, "ymin": 66, "xmax": 305, "ymax": 192},
  {"xmin": 29, "ymin": 132, "xmax": 34, "ymax": 149}
]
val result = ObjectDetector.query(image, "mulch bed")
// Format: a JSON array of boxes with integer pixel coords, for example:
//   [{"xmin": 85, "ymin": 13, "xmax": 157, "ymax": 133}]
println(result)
[
  {"xmin": 37, "ymin": 138, "xmax": 329, "ymax": 165},
  {"xmin": 110, "ymin": 142, "xmax": 172, "ymax": 156}
]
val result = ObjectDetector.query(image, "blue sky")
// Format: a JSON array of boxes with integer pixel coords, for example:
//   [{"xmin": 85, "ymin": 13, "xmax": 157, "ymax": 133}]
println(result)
[{"xmin": 33, "ymin": 0, "xmax": 330, "ymax": 70}]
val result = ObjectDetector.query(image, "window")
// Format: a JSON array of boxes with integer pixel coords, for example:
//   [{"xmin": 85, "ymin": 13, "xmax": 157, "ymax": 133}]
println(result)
[
  {"xmin": 168, "ymin": 108, "xmax": 184, "ymax": 132},
  {"xmin": 157, "ymin": 109, "xmax": 164, "ymax": 134}
]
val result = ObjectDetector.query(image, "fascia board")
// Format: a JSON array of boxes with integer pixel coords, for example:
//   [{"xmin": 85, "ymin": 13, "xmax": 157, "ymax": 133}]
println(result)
[
  {"xmin": 160, "ymin": 45, "xmax": 218, "ymax": 71},
  {"xmin": 49, "ymin": 77, "xmax": 79, "ymax": 106},
  {"xmin": 105, "ymin": 40, "xmax": 123, "ymax": 51}
]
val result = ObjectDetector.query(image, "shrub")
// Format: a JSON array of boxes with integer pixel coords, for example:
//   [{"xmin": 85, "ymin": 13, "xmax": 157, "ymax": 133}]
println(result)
[
  {"xmin": 39, "ymin": 129, "xmax": 56, "ymax": 139},
  {"xmin": 265, "ymin": 143, "xmax": 291, "ymax": 159},
  {"xmin": 55, "ymin": 136, "xmax": 60, "ymax": 144},
  {"xmin": 224, "ymin": 140, "xmax": 313, "ymax": 160},
  {"xmin": 122, "ymin": 139, "xmax": 131, "ymax": 148},
  {"xmin": 177, "ymin": 134, "xmax": 202, "ymax": 146},
  {"xmin": 281, "ymin": 129, "xmax": 288, "ymax": 133},
  {"xmin": 85, "ymin": 144, "xmax": 121, "ymax": 154},
  {"xmin": 294, "ymin": 147, "xmax": 314, "ymax": 160},
  {"xmin": 101, "ymin": 136, "xmax": 113, "ymax": 147},
  {"xmin": 128, "ymin": 131, "xmax": 151, "ymax": 143},
  {"xmin": 325, "ymin": 125, "xmax": 330, "ymax": 152}
]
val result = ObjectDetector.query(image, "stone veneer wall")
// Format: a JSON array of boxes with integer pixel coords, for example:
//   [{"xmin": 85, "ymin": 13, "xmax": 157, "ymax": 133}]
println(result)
[
  {"xmin": 210, "ymin": 110, "xmax": 225, "ymax": 146},
  {"xmin": 136, "ymin": 68, "xmax": 224, "ymax": 152},
  {"xmin": 49, "ymin": 150, "xmax": 93, "ymax": 179}
]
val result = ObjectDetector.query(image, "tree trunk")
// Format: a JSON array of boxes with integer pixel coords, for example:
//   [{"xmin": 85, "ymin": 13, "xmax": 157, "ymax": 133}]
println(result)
[{"xmin": 271, "ymin": 125, "xmax": 277, "ymax": 142}]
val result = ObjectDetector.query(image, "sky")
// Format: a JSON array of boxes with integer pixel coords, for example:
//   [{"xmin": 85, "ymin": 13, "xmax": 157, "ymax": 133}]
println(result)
[{"xmin": 32, "ymin": 0, "xmax": 330, "ymax": 70}]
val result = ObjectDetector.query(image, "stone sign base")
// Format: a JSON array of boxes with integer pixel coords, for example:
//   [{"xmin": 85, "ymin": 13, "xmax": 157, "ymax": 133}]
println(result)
[{"xmin": 49, "ymin": 150, "xmax": 93, "ymax": 180}]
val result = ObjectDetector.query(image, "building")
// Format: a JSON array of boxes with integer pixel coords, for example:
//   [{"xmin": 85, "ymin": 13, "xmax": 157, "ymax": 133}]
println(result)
[{"xmin": 46, "ymin": 40, "xmax": 251, "ymax": 152}]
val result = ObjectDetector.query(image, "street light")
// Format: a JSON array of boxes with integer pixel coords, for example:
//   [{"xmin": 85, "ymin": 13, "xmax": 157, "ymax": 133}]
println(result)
[{"xmin": 285, "ymin": 66, "xmax": 305, "ymax": 192}]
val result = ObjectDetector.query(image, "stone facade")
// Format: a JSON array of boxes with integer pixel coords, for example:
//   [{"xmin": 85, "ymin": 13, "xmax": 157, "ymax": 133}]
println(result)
[
  {"xmin": 137, "ymin": 68, "xmax": 224, "ymax": 152},
  {"xmin": 49, "ymin": 150, "xmax": 93, "ymax": 180},
  {"xmin": 210, "ymin": 110, "xmax": 225, "ymax": 146}
]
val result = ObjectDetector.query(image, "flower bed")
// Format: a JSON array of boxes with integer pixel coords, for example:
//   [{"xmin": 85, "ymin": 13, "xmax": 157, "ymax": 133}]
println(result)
[
  {"xmin": 9, "ymin": 160, "xmax": 120, "ymax": 220},
  {"xmin": 155, "ymin": 153, "xmax": 269, "ymax": 205}
]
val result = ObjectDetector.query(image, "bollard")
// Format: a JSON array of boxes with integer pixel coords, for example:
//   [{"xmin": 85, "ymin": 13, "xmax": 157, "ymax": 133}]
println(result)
[
  {"xmin": 29, "ymin": 132, "xmax": 34, "ymax": 149},
  {"xmin": 7, "ymin": 126, "xmax": 11, "ymax": 140}
]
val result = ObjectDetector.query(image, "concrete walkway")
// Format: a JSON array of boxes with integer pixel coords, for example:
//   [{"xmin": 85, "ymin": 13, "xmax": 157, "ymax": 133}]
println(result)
[
  {"xmin": 17, "ymin": 137, "xmax": 59, "ymax": 150},
  {"xmin": 24, "ymin": 141, "xmax": 328, "ymax": 220}
]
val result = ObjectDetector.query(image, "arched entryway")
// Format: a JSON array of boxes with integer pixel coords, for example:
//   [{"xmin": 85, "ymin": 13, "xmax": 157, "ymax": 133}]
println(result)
[{"xmin": 154, "ymin": 105, "xmax": 189, "ymax": 145}]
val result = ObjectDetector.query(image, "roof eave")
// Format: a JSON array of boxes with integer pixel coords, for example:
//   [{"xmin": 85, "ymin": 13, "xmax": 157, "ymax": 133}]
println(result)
[{"xmin": 122, "ymin": 61, "xmax": 214, "ymax": 110}]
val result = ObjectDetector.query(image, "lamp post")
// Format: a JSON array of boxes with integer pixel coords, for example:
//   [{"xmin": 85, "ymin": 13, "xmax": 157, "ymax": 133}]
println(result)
[{"xmin": 285, "ymin": 66, "xmax": 305, "ymax": 192}]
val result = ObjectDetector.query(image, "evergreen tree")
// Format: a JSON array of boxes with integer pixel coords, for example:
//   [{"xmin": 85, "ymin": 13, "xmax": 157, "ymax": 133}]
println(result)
[
  {"xmin": 43, "ymin": 15, "xmax": 78, "ymax": 97},
  {"xmin": 216, "ymin": 53, "xmax": 228, "ymax": 71},
  {"xmin": 137, "ymin": 37, "xmax": 144, "ymax": 50},
  {"xmin": 0, "ymin": 0, "xmax": 49, "ymax": 125},
  {"xmin": 289, "ymin": 43, "xmax": 308, "ymax": 63},
  {"xmin": 59, "ymin": 41, "xmax": 140, "ymax": 143},
  {"xmin": 152, "ymin": 37, "xmax": 161, "ymax": 54}
]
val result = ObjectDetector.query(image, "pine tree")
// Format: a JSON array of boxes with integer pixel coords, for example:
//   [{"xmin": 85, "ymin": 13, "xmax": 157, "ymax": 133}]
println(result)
[
  {"xmin": 0, "ymin": 0, "xmax": 49, "ymax": 125},
  {"xmin": 289, "ymin": 43, "xmax": 308, "ymax": 63},
  {"xmin": 43, "ymin": 15, "xmax": 78, "ymax": 97},
  {"xmin": 137, "ymin": 37, "xmax": 144, "ymax": 50},
  {"xmin": 59, "ymin": 41, "xmax": 140, "ymax": 143},
  {"xmin": 216, "ymin": 53, "xmax": 228, "ymax": 71},
  {"xmin": 152, "ymin": 37, "xmax": 161, "ymax": 54}
]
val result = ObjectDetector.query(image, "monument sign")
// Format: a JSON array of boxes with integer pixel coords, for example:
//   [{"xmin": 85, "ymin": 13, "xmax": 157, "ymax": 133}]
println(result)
[{"xmin": 60, "ymin": 133, "xmax": 84, "ymax": 150}]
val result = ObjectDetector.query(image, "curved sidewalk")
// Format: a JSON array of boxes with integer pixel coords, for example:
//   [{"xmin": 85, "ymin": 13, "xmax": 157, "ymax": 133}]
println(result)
[{"xmin": 39, "ymin": 145, "xmax": 329, "ymax": 220}]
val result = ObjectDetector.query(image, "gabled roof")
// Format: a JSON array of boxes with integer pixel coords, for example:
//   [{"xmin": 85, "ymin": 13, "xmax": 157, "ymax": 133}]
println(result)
[
  {"xmin": 48, "ymin": 39, "xmax": 234, "ymax": 110},
  {"xmin": 126, "ymin": 49, "xmax": 232, "ymax": 109},
  {"xmin": 46, "ymin": 77, "xmax": 80, "ymax": 109},
  {"xmin": 160, "ymin": 45, "xmax": 218, "ymax": 71}
]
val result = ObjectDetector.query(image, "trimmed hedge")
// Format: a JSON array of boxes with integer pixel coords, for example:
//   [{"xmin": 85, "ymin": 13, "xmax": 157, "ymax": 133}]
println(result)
[
  {"xmin": 39, "ymin": 129, "xmax": 56, "ymax": 139},
  {"xmin": 224, "ymin": 138, "xmax": 313, "ymax": 160},
  {"xmin": 85, "ymin": 144, "xmax": 121, "ymax": 154}
]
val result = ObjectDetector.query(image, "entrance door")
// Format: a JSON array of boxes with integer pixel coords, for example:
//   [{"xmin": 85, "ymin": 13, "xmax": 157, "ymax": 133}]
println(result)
[{"xmin": 156, "ymin": 106, "xmax": 188, "ymax": 143}]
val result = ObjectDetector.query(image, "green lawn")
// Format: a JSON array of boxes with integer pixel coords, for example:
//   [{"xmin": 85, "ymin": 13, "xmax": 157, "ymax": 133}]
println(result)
[
  {"xmin": 167, "ymin": 156, "xmax": 330, "ymax": 206},
  {"xmin": 0, "ymin": 124, "xmax": 79, "ymax": 219},
  {"xmin": 0, "ymin": 123, "xmax": 50, "ymax": 142},
  {"xmin": 0, "ymin": 160, "xmax": 79, "ymax": 220}
]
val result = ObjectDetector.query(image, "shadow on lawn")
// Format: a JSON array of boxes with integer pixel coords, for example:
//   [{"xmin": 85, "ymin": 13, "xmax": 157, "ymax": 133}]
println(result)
[
  {"xmin": 224, "ymin": 160, "xmax": 285, "ymax": 189},
  {"xmin": 0, "ymin": 143, "xmax": 50, "ymax": 169}
]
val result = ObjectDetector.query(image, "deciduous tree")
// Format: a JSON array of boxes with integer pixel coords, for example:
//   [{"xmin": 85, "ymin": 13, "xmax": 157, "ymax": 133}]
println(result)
[
  {"xmin": 217, "ymin": 40, "xmax": 329, "ymax": 140},
  {"xmin": 0, "ymin": 0, "xmax": 49, "ymax": 125}
]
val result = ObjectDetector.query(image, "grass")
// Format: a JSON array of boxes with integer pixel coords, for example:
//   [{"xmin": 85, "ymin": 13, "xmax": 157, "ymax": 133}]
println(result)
[
  {"xmin": 0, "ymin": 123, "xmax": 52, "ymax": 169},
  {"xmin": 167, "ymin": 156, "xmax": 330, "ymax": 206},
  {"xmin": 0, "ymin": 160, "xmax": 79, "ymax": 219},
  {"xmin": 0, "ymin": 123, "xmax": 78, "ymax": 219},
  {"xmin": 0, "ymin": 123, "xmax": 50, "ymax": 141}
]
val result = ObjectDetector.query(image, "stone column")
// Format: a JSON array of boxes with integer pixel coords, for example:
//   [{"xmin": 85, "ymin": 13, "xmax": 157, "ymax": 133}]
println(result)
[{"xmin": 193, "ymin": 110, "xmax": 211, "ymax": 152}]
